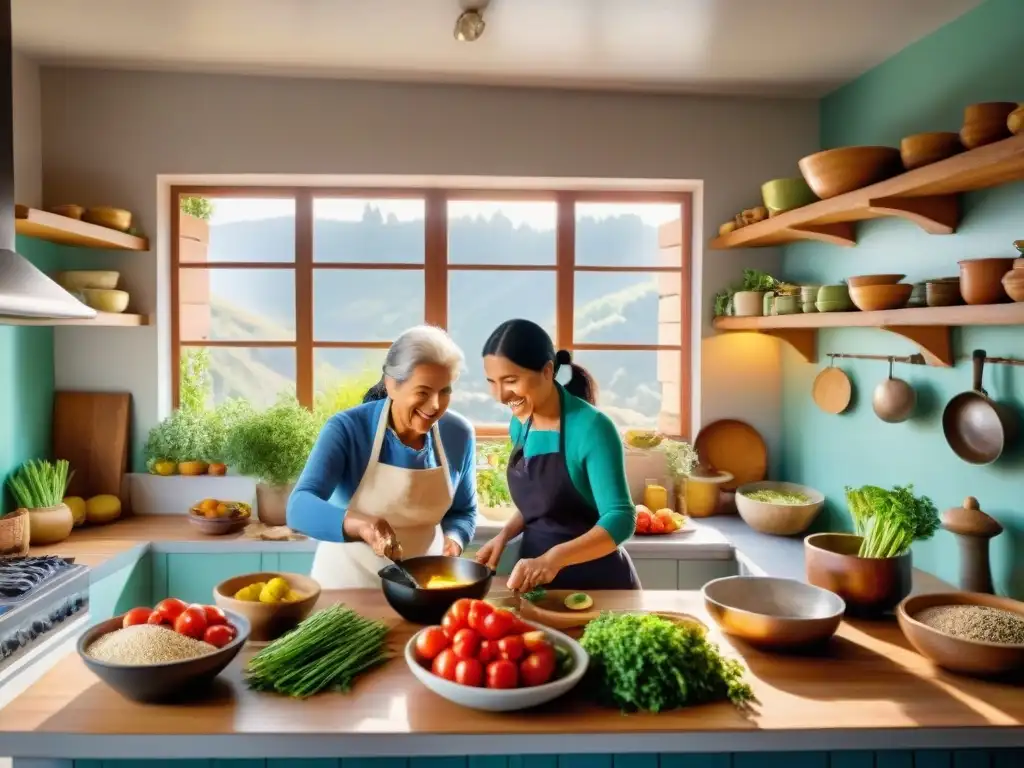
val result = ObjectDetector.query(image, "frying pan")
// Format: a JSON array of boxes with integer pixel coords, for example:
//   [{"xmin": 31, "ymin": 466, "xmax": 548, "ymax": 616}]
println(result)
[{"xmin": 942, "ymin": 349, "xmax": 1018, "ymax": 465}]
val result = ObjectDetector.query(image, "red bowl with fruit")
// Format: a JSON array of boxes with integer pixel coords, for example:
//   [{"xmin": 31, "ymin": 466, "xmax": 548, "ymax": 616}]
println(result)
[
  {"xmin": 405, "ymin": 598, "xmax": 589, "ymax": 712},
  {"xmin": 634, "ymin": 506, "xmax": 690, "ymax": 536},
  {"xmin": 77, "ymin": 599, "xmax": 250, "ymax": 703}
]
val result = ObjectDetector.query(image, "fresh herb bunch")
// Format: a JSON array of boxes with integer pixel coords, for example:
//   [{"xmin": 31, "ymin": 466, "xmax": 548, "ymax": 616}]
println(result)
[
  {"xmin": 659, "ymin": 438, "xmax": 698, "ymax": 480},
  {"xmin": 580, "ymin": 612, "xmax": 754, "ymax": 713},
  {"xmin": 477, "ymin": 440, "xmax": 513, "ymax": 508},
  {"xmin": 7, "ymin": 459, "xmax": 73, "ymax": 509},
  {"xmin": 522, "ymin": 587, "xmax": 547, "ymax": 603},
  {"xmin": 224, "ymin": 396, "xmax": 320, "ymax": 487},
  {"xmin": 202, "ymin": 398, "xmax": 254, "ymax": 463},
  {"xmin": 143, "ymin": 408, "xmax": 212, "ymax": 465},
  {"xmin": 844, "ymin": 484, "xmax": 940, "ymax": 559},
  {"xmin": 741, "ymin": 268, "xmax": 778, "ymax": 292}
]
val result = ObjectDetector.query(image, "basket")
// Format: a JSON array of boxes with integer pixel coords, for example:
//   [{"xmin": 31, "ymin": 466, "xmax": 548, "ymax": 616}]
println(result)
[{"xmin": 0, "ymin": 508, "xmax": 30, "ymax": 557}]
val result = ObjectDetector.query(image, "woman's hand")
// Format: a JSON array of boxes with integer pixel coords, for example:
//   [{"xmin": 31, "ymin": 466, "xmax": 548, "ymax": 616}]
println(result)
[
  {"xmin": 474, "ymin": 535, "xmax": 506, "ymax": 571},
  {"xmin": 443, "ymin": 537, "xmax": 463, "ymax": 557},
  {"xmin": 359, "ymin": 517, "xmax": 403, "ymax": 560},
  {"xmin": 507, "ymin": 554, "xmax": 561, "ymax": 593}
]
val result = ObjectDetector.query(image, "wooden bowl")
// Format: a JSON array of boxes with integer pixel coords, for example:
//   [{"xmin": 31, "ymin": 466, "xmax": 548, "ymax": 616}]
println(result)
[
  {"xmin": 804, "ymin": 533, "xmax": 912, "ymax": 617},
  {"xmin": 898, "ymin": 592, "xmax": 1024, "ymax": 677},
  {"xmin": 960, "ymin": 102, "xmax": 1017, "ymax": 149},
  {"xmin": 1009, "ymin": 106, "xmax": 1024, "ymax": 136},
  {"xmin": 760, "ymin": 177, "xmax": 817, "ymax": 215},
  {"xmin": 734, "ymin": 481, "xmax": 824, "ymax": 536},
  {"xmin": 797, "ymin": 146, "xmax": 901, "ymax": 199},
  {"xmin": 900, "ymin": 132, "xmax": 963, "ymax": 170},
  {"xmin": 46, "ymin": 204, "xmax": 85, "ymax": 220},
  {"xmin": 213, "ymin": 572, "xmax": 321, "ymax": 642},
  {"xmin": 188, "ymin": 512, "xmax": 248, "ymax": 536},
  {"xmin": 1002, "ymin": 270, "xmax": 1024, "ymax": 302},
  {"xmin": 846, "ymin": 274, "xmax": 905, "ymax": 288},
  {"xmin": 83, "ymin": 206, "xmax": 132, "ymax": 232},
  {"xmin": 926, "ymin": 278, "xmax": 963, "ymax": 307},
  {"xmin": 849, "ymin": 283, "xmax": 913, "ymax": 312},
  {"xmin": 958, "ymin": 257, "xmax": 1015, "ymax": 304}
]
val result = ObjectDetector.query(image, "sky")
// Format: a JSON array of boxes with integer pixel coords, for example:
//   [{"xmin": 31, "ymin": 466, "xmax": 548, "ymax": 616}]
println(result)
[{"xmin": 208, "ymin": 197, "xmax": 680, "ymax": 228}]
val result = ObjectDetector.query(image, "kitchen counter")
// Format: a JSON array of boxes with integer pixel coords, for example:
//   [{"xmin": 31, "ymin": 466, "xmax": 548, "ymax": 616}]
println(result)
[{"xmin": 2, "ymin": 588, "xmax": 1023, "ymax": 759}]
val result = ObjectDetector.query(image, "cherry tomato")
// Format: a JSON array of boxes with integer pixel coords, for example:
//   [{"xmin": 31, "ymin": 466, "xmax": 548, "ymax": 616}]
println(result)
[
  {"xmin": 147, "ymin": 610, "xmax": 170, "ymax": 626},
  {"xmin": 454, "ymin": 658, "xmax": 484, "ymax": 687},
  {"xmin": 486, "ymin": 659, "xmax": 519, "ymax": 689},
  {"xmin": 415, "ymin": 626, "xmax": 450, "ymax": 662},
  {"xmin": 478, "ymin": 640, "xmax": 498, "ymax": 664},
  {"xmin": 447, "ymin": 598, "xmax": 474, "ymax": 626},
  {"xmin": 520, "ymin": 649, "xmax": 557, "ymax": 687},
  {"xmin": 202, "ymin": 605, "xmax": 228, "ymax": 626},
  {"xmin": 154, "ymin": 597, "xmax": 188, "ymax": 622},
  {"xmin": 431, "ymin": 648, "xmax": 459, "ymax": 682},
  {"xmin": 481, "ymin": 609, "xmax": 517, "ymax": 640},
  {"xmin": 122, "ymin": 607, "xmax": 153, "ymax": 628},
  {"xmin": 497, "ymin": 634, "xmax": 525, "ymax": 662},
  {"xmin": 510, "ymin": 617, "xmax": 532, "ymax": 635},
  {"xmin": 441, "ymin": 612, "xmax": 465, "ymax": 640},
  {"xmin": 174, "ymin": 606, "xmax": 208, "ymax": 640},
  {"xmin": 451, "ymin": 627, "xmax": 482, "ymax": 660},
  {"xmin": 203, "ymin": 624, "xmax": 236, "ymax": 648},
  {"xmin": 467, "ymin": 600, "xmax": 494, "ymax": 633},
  {"xmin": 522, "ymin": 630, "xmax": 553, "ymax": 653}
]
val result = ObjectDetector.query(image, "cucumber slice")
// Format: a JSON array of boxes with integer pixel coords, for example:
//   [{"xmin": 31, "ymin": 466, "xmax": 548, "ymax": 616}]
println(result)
[{"xmin": 563, "ymin": 592, "xmax": 594, "ymax": 611}]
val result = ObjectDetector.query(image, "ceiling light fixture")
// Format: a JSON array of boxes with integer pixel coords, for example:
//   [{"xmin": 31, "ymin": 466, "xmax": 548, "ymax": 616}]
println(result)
[{"xmin": 454, "ymin": 1, "xmax": 488, "ymax": 43}]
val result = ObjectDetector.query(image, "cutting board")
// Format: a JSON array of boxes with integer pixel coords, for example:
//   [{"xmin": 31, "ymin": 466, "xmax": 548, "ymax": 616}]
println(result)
[{"xmin": 52, "ymin": 391, "xmax": 132, "ymax": 507}]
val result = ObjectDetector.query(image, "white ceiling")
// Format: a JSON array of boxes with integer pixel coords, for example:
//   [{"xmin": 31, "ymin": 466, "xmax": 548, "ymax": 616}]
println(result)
[{"xmin": 13, "ymin": 0, "xmax": 982, "ymax": 97}]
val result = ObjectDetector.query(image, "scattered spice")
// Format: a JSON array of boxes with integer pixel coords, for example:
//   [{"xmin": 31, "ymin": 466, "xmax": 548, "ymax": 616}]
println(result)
[
  {"xmin": 916, "ymin": 605, "xmax": 1024, "ymax": 645},
  {"xmin": 86, "ymin": 624, "xmax": 216, "ymax": 665}
]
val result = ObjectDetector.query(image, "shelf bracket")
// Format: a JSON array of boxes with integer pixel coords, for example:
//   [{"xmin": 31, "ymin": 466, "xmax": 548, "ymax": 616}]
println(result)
[
  {"xmin": 782, "ymin": 222, "xmax": 857, "ymax": 247},
  {"xmin": 880, "ymin": 325, "xmax": 953, "ymax": 367},
  {"xmin": 867, "ymin": 195, "xmax": 960, "ymax": 235},
  {"xmin": 762, "ymin": 328, "xmax": 817, "ymax": 364}
]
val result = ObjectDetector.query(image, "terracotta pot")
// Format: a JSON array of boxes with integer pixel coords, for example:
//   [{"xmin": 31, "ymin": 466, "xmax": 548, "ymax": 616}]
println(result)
[
  {"xmin": 207, "ymin": 462, "xmax": 228, "ymax": 476},
  {"xmin": 27, "ymin": 503, "xmax": 75, "ymax": 546},
  {"xmin": 958, "ymin": 258, "xmax": 1015, "ymax": 305},
  {"xmin": 178, "ymin": 461, "xmax": 209, "ymax": 476},
  {"xmin": 804, "ymin": 532, "xmax": 912, "ymax": 617},
  {"xmin": 1002, "ymin": 270, "xmax": 1024, "ymax": 302},
  {"xmin": 256, "ymin": 483, "xmax": 294, "ymax": 527},
  {"xmin": 732, "ymin": 291, "xmax": 764, "ymax": 317}
]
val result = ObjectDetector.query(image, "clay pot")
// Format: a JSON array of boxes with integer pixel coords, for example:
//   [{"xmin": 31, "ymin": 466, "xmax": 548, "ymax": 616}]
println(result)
[
  {"xmin": 27, "ymin": 503, "xmax": 75, "ymax": 546},
  {"xmin": 1002, "ymin": 270, "xmax": 1024, "ymax": 302},
  {"xmin": 256, "ymin": 483, "xmax": 294, "ymax": 527},
  {"xmin": 958, "ymin": 258, "xmax": 1015, "ymax": 304},
  {"xmin": 804, "ymin": 532, "xmax": 912, "ymax": 617},
  {"xmin": 732, "ymin": 291, "xmax": 764, "ymax": 317},
  {"xmin": 960, "ymin": 102, "xmax": 1017, "ymax": 149},
  {"xmin": 178, "ymin": 461, "xmax": 209, "ymax": 476}
]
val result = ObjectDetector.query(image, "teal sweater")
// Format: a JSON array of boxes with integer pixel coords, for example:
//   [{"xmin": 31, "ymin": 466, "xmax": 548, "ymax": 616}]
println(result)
[{"xmin": 509, "ymin": 388, "xmax": 636, "ymax": 546}]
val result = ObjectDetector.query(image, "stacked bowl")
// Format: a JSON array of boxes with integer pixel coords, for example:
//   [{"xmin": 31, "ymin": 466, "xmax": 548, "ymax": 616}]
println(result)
[
  {"xmin": 847, "ymin": 274, "xmax": 912, "ymax": 312},
  {"xmin": 800, "ymin": 285, "xmax": 819, "ymax": 313},
  {"xmin": 816, "ymin": 284, "xmax": 854, "ymax": 313}
]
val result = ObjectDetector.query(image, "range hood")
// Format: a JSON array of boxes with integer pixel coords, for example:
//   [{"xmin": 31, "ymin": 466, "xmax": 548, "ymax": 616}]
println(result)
[{"xmin": 0, "ymin": 0, "xmax": 95, "ymax": 320}]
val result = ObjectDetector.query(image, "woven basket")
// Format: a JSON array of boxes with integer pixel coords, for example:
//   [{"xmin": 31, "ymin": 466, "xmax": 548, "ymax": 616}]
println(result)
[{"xmin": 0, "ymin": 507, "xmax": 30, "ymax": 557}]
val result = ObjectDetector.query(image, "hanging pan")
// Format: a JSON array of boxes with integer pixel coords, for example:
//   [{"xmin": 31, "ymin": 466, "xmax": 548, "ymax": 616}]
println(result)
[
  {"xmin": 872, "ymin": 357, "xmax": 916, "ymax": 423},
  {"xmin": 942, "ymin": 349, "xmax": 1019, "ymax": 465},
  {"xmin": 812, "ymin": 357, "xmax": 852, "ymax": 415}
]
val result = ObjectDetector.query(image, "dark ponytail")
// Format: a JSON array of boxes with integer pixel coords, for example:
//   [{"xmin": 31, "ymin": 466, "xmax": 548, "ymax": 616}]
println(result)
[
  {"xmin": 362, "ymin": 376, "xmax": 388, "ymax": 403},
  {"xmin": 482, "ymin": 319, "xmax": 598, "ymax": 405}
]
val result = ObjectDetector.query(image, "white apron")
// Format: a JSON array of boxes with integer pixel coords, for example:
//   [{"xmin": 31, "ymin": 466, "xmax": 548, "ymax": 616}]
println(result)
[{"xmin": 309, "ymin": 398, "xmax": 455, "ymax": 589}]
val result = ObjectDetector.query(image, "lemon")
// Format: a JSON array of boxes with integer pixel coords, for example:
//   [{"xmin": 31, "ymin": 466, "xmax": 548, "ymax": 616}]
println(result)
[
  {"xmin": 64, "ymin": 496, "xmax": 87, "ymax": 527},
  {"xmin": 85, "ymin": 494, "xmax": 122, "ymax": 525}
]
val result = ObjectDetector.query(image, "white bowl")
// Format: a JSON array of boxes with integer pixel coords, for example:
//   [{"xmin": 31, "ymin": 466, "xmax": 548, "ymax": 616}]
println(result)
[
  {"xmin": 405, "ymin": 621, "xmax": 588, "ymax": 712},
  {"xmin": 734, "ymin": 481, "xmax": 824, "ymax": 536}
]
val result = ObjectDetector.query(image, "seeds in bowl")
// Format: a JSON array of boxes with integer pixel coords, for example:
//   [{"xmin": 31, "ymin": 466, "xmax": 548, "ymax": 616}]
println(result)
[
  {"xmin": 915, "ymin": 605, "xmax": 1024, "ymax": 645},
  {"xmin": 87, "ymin": 624, "xmax": 217, "ymax": 665},
  {"xmin": 743, "ymin": 489, "xmax": 810, "ymax": 505}
]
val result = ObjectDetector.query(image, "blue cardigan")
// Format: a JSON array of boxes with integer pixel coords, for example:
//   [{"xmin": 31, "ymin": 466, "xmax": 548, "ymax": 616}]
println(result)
[{"xmin": 286, "ymin": 400, "xmax": 478, "ymax": 547}]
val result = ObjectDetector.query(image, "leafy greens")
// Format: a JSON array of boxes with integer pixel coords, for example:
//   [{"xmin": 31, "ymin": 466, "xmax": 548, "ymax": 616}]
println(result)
[{"xmin": 844, "ymin": 484, "xmax": 940, "ymax": 558}]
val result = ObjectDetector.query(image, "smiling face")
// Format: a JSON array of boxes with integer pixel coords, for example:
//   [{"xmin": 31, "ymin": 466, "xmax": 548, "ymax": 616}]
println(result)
[
  {"xmin": 483, "ymin": 354, "xmax": 555, "ymax": 422},
  {"xmin": 385, "ymin": 363, "xmax": 454, "ymax": 436}
]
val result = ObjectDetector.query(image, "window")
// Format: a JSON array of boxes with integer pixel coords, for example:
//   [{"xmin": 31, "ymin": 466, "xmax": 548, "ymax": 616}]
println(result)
[{"xmin": 172, "ymin": 188, "xmax": 692, "ymax": 437}]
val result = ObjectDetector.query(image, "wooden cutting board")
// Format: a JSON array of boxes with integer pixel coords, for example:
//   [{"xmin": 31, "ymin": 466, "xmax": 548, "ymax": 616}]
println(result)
[{"xmin": 52, "ymin": 391, "xmax": 132, "ymax": 506}]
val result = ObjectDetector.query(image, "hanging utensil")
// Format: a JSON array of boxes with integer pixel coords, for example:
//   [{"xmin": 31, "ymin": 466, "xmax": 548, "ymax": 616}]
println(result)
[
  {"xmin": 872, "ymin": 357, "xmax": 917, "ymax": 423},
  {"xmin": 942, "ymin": 349, "xmax": 1019, "ymax": 465},
  {"xmin": 812, "ymin": 356, "xmax": 852, "ymax": 414}
]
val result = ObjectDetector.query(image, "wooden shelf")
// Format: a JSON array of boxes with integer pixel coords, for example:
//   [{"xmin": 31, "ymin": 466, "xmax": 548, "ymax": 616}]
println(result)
[
  {"xmin": 713, "ymin": 303, "xmax": 1024, "ymax": 366},
  {"xmin": 15, "ymin": 206, "xmax": 149, "ymax": 251},
  {"xmin": 711, "ymin": 133, "xmax": 1024, "ymax": 249},
  {"xmin": 2, "ymin": 312, "xmax": 151, "ymax": 327}
]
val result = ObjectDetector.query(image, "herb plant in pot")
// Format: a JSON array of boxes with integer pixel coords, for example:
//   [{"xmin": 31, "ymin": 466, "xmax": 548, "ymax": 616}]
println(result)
[
  {"xmin": 202, "ymin": 399, "xmax": 254, "ymax": 476},
  {"xmin": 805, "ymin": 484, "xmax": 939, "ymax": 616},
  {"xmin": 144, "ymin": 409, "xmax": 213, "ymax": 476},
  {"xmin": 223, "ymin": 397, "xmax": 319, "ymax": 526},
  {"xmin": 6, "ymin": 459, "xmax": 75, "ymax": 546}
]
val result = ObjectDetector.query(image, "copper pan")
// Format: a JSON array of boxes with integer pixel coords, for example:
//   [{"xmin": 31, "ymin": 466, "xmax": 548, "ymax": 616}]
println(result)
[{"xmin": 942, "ymin": 349, "xmax": 1018, "ymax": 465}]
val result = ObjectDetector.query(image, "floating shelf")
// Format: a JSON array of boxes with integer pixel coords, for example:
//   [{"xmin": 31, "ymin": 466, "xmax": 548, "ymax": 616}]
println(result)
[
  {"xmin": 2, "ymin": 312, "xmax": 152, "ymax": 327},
  {"xmin": 713, "ymin": 303, "xmax": 1024, "ymax": 367},
  {"xmin": 711, "ymin": 133, "xmax": 1024, "ymax": 249},
  {"xmin": 15, "ymin": 206, "xmax": 149, "ymax": 251}
]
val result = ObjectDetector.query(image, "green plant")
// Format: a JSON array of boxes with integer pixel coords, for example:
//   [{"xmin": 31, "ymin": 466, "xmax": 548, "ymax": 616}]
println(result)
[
  {"xmin": 844, "ymin": 484, "xmax": 940, "ymax": 558},
  {"xmin": 180, "ymin": 347, "xmax": 213, "ymax": 413},
  {"xmin": 313, "ymin": 371, "xmax": 381, "ymax": 427},
  {"xmin": 224, "ymin": 396, "xmax": 320, "ymax": 487},
  {"xmin": 143, "ymin": 409, "xmax": 212, "ymax": 464},
  {"xmin": 180, "ymin": 196, "xmax": 214, "ymax": 221},
  {"xmin": 203, "ymin": 398, "xmax": 255, "ymax": 463},
  {"xmin": 659, "ymin": 439, "xmax": 698, "ymax": 480},
  {"xmin": 741, "ymin": 268, "xmax": 778, "ymax": 292},
  {"xmin": 7, "ymin": 459, "xmax": 73, "ymax": 509},
  {"xmin": 477, "ymin": 440, "xmax": 513, "ymax": 508}
]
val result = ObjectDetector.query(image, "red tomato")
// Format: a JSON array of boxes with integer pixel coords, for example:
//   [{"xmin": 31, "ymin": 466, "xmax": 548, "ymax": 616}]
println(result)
[
  {"xmin": 467, "ymin": 600, "xmax": 494, "ymax": 633},
  {"xmin": 174, "ymin": 606, "xmax": 208, "ymax": 640},
  {"xmin": 451, "ymin": 627, "xmax": 482, "ymax": 660},
  {"xmin": 520, "ymin": 650, "xmax": 557, "ymax": 687},
  {"xmin": 441, "ymin": 612, "xmax": 465, "ymax": 640},
  {"xmin": 522, "ymin": 630, "xmax": 552, "ymax": 653},
  {"xmin": 481, "ymin": 609, "xmax": 517, "ymax": 640},
  {"xmin": 146, "ymin": 610, "xmax": 170, "ymax": 626},
  {"xmin": 122, "ymin": 607, "xmax": 153, "ymax": 628},
  {"xmin": 447, "ymin": 598, "xmax": 474, "ymax": 626},
  {"xmin": 510, "ymin": 617, "xmax": 532, "ymax": 635},
  {"xmin": 649, "ymin": 517, "xmax": 666, "ymax": 534},
  {"xmin": 415, "ymin": 626, "xmax": 450, "ymax": 662},
  {"xmin": 478, "ymin": 640, "xmax": 498, "ymax": 664},
  {"xmin": 497, "ymin": 634, "xmax": 525, "ymax": 662},
  {"xmin": 486, "ymin": 659, "xmax": 519, "ymax": 690},
  {"xmin": 202, "ymin": 605, "xmax": 228, "ymax": 626},
  {"xmin": 431, "ymin": 649, "xmax": 459, "ymax": 682},
  {"xmin": 154, "ymin": 597, "xmax": 188, "ymax": 622},
  {"xmin": 203, "ymin": 624, "xmax": 235, "ymax": 648},
  {"xmin": 454, "ymin": 658, "xmax": 484, "ymax": 687}
]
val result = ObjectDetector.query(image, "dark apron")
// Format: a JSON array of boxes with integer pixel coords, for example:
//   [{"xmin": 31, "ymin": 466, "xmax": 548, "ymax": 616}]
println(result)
[{"xmin": 506, "ymin": 388, "xmax": 640, "ymax": 591}]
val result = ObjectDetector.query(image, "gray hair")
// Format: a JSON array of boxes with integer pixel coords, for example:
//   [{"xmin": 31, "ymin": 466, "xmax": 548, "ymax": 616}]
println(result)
[{"xmin": 362, "ymin": 325, "xmax": 465, "ymax": 402}]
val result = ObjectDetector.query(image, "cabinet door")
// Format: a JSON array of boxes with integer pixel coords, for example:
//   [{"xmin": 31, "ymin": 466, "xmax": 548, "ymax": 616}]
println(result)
[
  {"xmin": 165, "ymin": 553, "xmax": 263, "ymax": 604},
  {"xmin": 633, "ymin": 559, "xmax": 678, "ymax": 590},
  {"xmin": 278, "ymin": 552, "xmax": 315, "ymax": 575},
  {"xmin": 677, "ymin": 559, "xmax": 739, "ymax": 590}
]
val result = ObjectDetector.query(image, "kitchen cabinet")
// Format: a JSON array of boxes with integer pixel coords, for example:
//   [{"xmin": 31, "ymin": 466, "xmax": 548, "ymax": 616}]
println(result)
[{"xmin": 163, "ymin": 553, "xmax": 263, "ymax": 604}]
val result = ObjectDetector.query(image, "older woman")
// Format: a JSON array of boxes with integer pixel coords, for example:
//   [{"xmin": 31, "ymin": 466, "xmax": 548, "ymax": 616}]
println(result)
[{"xmin": 287, "ymin": 326, "xmax": 477, "ymax": 589}]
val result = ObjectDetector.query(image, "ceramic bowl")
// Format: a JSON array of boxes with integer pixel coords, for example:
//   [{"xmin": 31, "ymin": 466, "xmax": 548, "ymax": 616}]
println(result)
[
  {"xmin": 849, "ymin": 284, "xmax": 913, "ymax": 312},
  {"xmin": 405, "ymin": 621, "xmax": 589, "ymax": 711},
  {"xmin": 734, "ymin": 481, "xmax": 824, "ymax": 536},
  {"xmin": 805, "ymin": 533, "xmax": 911, "ymax": 617},
  {"xmin": 1002, "ymin": 270, "xmax": 1024, "ymax": 302},
  {"xmin": 81, "ymin": 288, "xmax": 129, "ymax": 313},
  {"xmin": 379, "ymin": 556, "xmax": 493, "ymax": 625},
  {"xmin": 78, "ymin": 610, "xmax": 250, "ymax": 703},
  {"xmin": 817, "ymin": 284, "xmax": 850, "ymax": 302},
  {"xmin": 898, "ymin": 592, "xmax": 1024, "ymax": 677},
  {"xmin": 899, "ymin": 132, "xmax": 963, "ymax": 170},
  {"xmin": 802, "ymin": 301, "xmax": 817, "ymax": 313},
  {"xmin": 213, "ymin": 571, "xmax": 321, "ymax": 642},
  {"xmin": 83, "ymin": 206, "xmax": 133, "ymax": 232},
  {"xmin": 1009, "ymin": 106, "xmax": 1024, "ymax": 136},
  {"xmin": 761, "ymin": 177, "xmax": 818, "ymax": 215},
  {"xmin": 846, "ymin": 274, "xmax": 906, "ymax": 288},
  {"xmin": 926, "ymin": 278, "xmax": 963, "ymax": 307},
  {"xmin": 774, "ymin": 295, "xmax": 800, "ymax": 315},
  {"xmin": 798, "ymin": 146, "xmax": 901, "ymax": 199},
  {"xmin": 55, "ymin": 270, "xmax": 120, "ymax": 292},
  {"xmin": 703, "ymin": 576, "xmax": 845, "ymax": 651},
  {"xmin": 815, "ymin": 300, "xmax": 854, "ymax": 313},
  {"xmin": 960, "ymin": 102, "xmax": 1017, "ymax": 149}
]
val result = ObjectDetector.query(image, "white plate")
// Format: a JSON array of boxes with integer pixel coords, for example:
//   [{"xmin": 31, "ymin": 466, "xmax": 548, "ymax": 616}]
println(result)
[{"xmin": 405, "ymin": 620, "xmax": 589, "ymax": 712}]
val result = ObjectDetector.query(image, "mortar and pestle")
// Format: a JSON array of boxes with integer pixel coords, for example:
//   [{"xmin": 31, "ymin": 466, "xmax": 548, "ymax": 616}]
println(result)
[{"xmin": 942, "ymin": 496, "xmax": 1003, "ymax": 594}]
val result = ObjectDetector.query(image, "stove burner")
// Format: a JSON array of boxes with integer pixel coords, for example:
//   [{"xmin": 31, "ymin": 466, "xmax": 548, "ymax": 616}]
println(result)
[{"xmin": 0, "ymin": 556, "xmax": 74, "ymax": 600}]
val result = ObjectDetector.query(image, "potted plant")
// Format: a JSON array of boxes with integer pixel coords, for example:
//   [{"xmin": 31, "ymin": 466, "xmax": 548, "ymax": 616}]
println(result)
[
  {"xmin": 477, "ymin": 440, "xmax": 514, "ymax": 522},
  {"xmin": 805, "ymin": 484, "xmax": 939, "ymax": 616},
  {"xmin": 6, "ymin": 459, "xmax": 75, "ymax": 545},
  {"xmin": 223, "ymin": 396, "xmax": 319, "ymax": 526},
  {"xmin": 202, "ymin": 398, "xmax": 254, "ymax": 476},
  {"xmin": 143, "ymin": 409, "xmax": 213, "ymax": 476},
  {"xmin": 732, "ymin": 268, "xmax": 779, "ymax": 317},
  {"xmin": 658, "ymin": 438, "xmax": 698, "ymax": 511}
]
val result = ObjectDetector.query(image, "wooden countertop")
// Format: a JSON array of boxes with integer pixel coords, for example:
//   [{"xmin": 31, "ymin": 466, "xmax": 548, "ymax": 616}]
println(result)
[{"xmin": 1, "ymin": 589, "xmax": 1021, "ymax": 758}]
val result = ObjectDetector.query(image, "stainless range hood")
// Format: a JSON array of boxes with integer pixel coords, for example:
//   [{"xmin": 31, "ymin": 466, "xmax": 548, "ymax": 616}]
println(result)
[{"xmin": 0, "ymin": 0, "xmax": 95, "ymax": 321}]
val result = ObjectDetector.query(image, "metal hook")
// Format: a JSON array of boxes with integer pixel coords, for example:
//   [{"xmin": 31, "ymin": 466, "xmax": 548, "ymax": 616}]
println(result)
[{"xmin": 887, "ymin": 356, "xmax": 894, "ymax": 379}]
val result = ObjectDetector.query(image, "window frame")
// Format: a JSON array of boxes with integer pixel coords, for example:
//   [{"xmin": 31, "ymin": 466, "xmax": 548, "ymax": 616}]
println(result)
[{"xmin": 170, "ymin": 185, "xmax": 693, "ymax": 438}]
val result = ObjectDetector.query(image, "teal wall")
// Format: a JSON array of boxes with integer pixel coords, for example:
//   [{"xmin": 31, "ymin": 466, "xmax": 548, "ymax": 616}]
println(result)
[
  {"xmin": 780, "ymin": 0, "xmax": 1024, "ymax": 597},
  {"xmin": 0, "ymin": 235, "xmax": 60, "ymax": 511}
]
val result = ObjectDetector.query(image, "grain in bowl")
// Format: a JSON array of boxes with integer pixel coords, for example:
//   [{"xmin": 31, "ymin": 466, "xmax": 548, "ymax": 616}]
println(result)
[
  {"xmin": 915, "ymin": 604, "xmax": 1024, "ymax": 645},
  {"xmin": 86, "ymin": 624, "xmax": 217, "ymax": 665}
]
